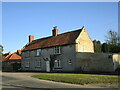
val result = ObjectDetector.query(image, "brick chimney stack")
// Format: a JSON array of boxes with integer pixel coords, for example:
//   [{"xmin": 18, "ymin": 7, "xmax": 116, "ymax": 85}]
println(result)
[
  {"xmin": 29, "ymin": 35, "xmax": 34, "ymax": 43},
  {"xmin": 52, "ymin": 26, "xmax": 58, "ymax": 36}
]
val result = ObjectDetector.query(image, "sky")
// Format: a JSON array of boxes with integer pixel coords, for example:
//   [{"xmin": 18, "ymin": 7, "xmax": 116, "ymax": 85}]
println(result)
[{"xmin": 2, "ymin": 2, "xmax": 118, "ymax": 53}]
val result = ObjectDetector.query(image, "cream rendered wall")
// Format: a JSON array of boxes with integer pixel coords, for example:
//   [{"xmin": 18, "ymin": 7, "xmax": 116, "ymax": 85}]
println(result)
[
  {"xmin": 113, "ymin": 54, "xmax": 120, "ymax": 70},
  {"xmin": 76, "ymin": 27, "xmax": 94, "ymax": 52}
]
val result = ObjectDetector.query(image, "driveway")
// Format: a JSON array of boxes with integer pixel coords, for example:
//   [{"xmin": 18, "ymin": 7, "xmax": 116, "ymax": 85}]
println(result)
[{"xmin": 0, "ymin": 72, "xmax": 119, "ymax": 89}]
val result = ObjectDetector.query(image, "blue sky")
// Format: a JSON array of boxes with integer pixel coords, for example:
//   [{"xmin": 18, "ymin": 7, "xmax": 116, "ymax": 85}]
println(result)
[{"xmin": 2, "ymin": 2, "xmax": 118, "ymax": 53}]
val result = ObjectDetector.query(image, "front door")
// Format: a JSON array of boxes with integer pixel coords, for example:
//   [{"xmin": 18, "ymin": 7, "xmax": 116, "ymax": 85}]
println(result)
[{"xmin": 46, "ymin": 61, "xmax": 50, "ymax": 72}]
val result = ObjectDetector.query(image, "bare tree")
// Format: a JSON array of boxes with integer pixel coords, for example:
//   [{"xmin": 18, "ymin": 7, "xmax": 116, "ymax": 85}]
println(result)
[{"xmin": 105, "ymin": 30, "xmax": 119, "ymax": 45}]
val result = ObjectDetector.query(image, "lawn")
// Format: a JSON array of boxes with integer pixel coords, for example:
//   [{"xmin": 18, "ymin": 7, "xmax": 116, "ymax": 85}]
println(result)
[{"xmin": 32, "ymin": 73, "xmax": 119, "ymax": 85}]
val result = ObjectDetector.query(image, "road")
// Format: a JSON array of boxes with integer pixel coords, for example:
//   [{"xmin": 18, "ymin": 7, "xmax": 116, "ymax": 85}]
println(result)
[{"xmin": 0, "ymin": 72, "xmax": 119, "ymax": 89}]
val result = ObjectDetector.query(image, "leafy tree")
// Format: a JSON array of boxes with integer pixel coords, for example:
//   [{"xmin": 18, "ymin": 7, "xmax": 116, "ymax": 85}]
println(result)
[
  {"xmin": 0, "ymin": 45, "xmax": 3, "ymax": 60},
  {"xmin": 93, "ymin": 40, "xmax": 102, "ymax": 52},
  {"xmin": 102, "ymin": 43, "xmax": 109, "ymax": 53}
]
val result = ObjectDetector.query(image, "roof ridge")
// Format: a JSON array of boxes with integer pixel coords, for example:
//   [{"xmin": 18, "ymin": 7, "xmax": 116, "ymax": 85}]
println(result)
[
  {"xmin": 8, "ymin": 53, "xmax": 14, "ymax": 59},
  {"xmin": 32, "ymin": 36, "xmax": 52, "ymax": 42},
  {"xmin": 23, "ymin": 28, "xmax": 82, "ymax": 51},
  {"xmin": 32, "ymin": 29, "xmax": 81, "ymax": 42},
  {"xmin": 58, "ymin": 29, "xmax": 81, "ymax": 35},
  {"xmin": 2, "ymin": 54, "xmax": 12, "ymax": 62}
]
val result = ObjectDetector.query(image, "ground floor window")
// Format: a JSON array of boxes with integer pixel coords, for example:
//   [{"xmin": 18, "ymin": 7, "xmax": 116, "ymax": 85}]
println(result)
[
  {"xmin": 68, "ymin": 59, "xmax": 72, "ymax": 64},
  {"xmin": 25, "ymin": 60, "xmax": 30, "ymax": 67},
  {"xmin": 35, "ymin": 60, "xmax": 41, "ymax": 67},
  {"xmin": 81, "ymin": 46, "xmax": 85, "ymax": 52},
  {"xmin": 54, "ymin": 59, "xmax": 61, "ymax": 68}
]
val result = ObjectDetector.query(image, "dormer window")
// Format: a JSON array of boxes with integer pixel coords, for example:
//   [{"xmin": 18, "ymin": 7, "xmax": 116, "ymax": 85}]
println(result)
[
  {"xmin": 54, "ymin": 46, "xmax": 61, "ymax": 54},
  {"xmin": 36, "ymin": 49, "xmax": 41, "ymax": 56}
]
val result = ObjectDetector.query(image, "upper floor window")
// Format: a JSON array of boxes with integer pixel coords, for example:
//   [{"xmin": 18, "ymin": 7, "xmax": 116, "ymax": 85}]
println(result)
[
  {"xmin": 54, "ymin": 46, "xmax": 61, "ymax": 54},
  {"xmin": 36, "ymin": 49, "xmax": 41, "ymax": 56},
  {"xmin": 25, "ymin": 51, "xmax": 30, "ymax": 58}
]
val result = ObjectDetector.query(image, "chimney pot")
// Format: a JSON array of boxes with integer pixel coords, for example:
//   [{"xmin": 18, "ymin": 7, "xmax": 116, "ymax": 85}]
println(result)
[
  {"xmin": 52, "ymin": 26, "xmax": 58, "ymax": 36},
  {"xmin": 29, "ymin": 35, "xmax": 34, "ymax": 43}
]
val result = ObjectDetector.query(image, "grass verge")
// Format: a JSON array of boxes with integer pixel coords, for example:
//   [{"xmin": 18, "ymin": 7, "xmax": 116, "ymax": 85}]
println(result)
[{"xmin": 32, "ymin": 73, "xmax": 119, "ymax": 85}]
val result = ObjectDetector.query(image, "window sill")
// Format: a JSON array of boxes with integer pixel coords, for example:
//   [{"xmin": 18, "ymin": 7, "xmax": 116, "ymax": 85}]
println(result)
[
  {"xmin": 35, "ymin": 66, "xmax": 41, "ymax": 68},
  {"xmin": 35, "ymin": 55, "xmax": 40, "ymax": 57},
  {"xmin": 54, "ymin": 67, "xmax": 62, "ymax": 69},
  {"xmin": 53, "ymin": 53, "xmax": 61, "ymax": 55},
  {"xmin": 25, "ymin": 66, "xmax": 30, "ymax": 68}
]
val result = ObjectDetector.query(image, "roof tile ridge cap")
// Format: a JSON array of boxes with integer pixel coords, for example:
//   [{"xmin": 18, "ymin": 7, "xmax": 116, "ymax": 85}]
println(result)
[
  {"xmin": 33, "ymin": 36, "xmax": 52, "ymax": 41},
  {"xmin": 12, "ymin": 52, "xmax": 20, "ymax": 56},
  {"xmin": 2, "ymin": 54, "xmax": 12, "ymax": 61},
  {"xmin": 14, "ymin": 52, "xmax": 21, "ymax": 56},
  {"xmin": 62, "ymin": 29, "xmax": 82, "ymax": 33},
  {"xmin": 5, "ymin": 53, "xmax": 12, "ymax": 58},
  {"xmin": 9, "ymin": 53, "xmax": 14, "ymax": 59},
  {"xmin": 29, "ymin": 29, "xmax": 82, "ymax": 43},
  {"xmin": 32, "ymin": 29, "xmax": 82, "ymax": 41},
  {"xmin": 9, "ymin": 53, "xmax": 21, "ymax": 59}
]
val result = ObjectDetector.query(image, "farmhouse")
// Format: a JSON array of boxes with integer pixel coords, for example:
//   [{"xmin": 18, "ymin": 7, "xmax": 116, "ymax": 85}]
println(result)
[
  {"xmin": 21, "ymin": 26, "xmax": 94, "ymax": 72},
  {"xmin": 21, "ymin": 26, "xmax": 120, "ymax": 73}
]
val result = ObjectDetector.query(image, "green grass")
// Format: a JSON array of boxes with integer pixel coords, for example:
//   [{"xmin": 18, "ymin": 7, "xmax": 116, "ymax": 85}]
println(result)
[{"xmin": 32, "ymin": 73, "xmax": 119, "ymax": 85}]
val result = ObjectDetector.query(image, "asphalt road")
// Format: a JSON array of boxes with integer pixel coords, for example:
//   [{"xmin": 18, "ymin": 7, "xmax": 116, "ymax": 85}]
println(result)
[{"xmin": 0, "ymin": 72, "xmax": 119, "ymax": 89}]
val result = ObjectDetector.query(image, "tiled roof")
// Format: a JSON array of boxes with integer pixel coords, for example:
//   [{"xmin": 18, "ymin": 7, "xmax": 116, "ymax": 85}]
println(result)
[
  {"xmin": 22, "ymin": 29, "xmax": 82, "ymax": 51},
  {"xmin": 2, "ymin": 52, "xmax": 21, "ymax": 62},
  {"xmin": 3, "ymin": 52, "xmax": 11, "ymax": 57},
  {"xmin": 17, "ymin": 50, "xmax": 22, "ymax": 55}
]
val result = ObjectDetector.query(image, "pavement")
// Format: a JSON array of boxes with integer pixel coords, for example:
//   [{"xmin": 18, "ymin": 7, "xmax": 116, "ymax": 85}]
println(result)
[{"xmin": 0, "ymin": 72, "xmax": 119, "ymax": 89}]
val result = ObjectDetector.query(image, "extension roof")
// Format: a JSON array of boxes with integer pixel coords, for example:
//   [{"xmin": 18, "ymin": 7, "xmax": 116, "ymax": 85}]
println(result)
[
  {"xmin": 22, "ymin": 28, "xmax": 83, "ymax": 51},
  {"xmin": 2, "ymin": 52, "xmax": 21, "ymax": 62},
  {"xmin": 3, "ymin": 52, "xmax": 11, "ymax": 57}
]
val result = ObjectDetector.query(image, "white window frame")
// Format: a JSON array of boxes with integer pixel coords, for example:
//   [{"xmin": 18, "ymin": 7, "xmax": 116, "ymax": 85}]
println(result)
[
  {"xmin": 54, "ymin": 46, "xmax": 61, "ymax": 54},
  {"xmin": 25, "ymin": 60, "xmax": 30, "ymax": 67},
  {"xmin": 35, "ymin": 60, "xmax": 41, "ymax": 67},
  {"xmin": 54, "ymin": 59, "xmax": 61, "ymax": 68},
  {"xmin": 81, "ymin": 46, "xmax": 85, "ymax": 52},
  {"xmin": 36, "ymin": 49, "xmax": 41, "ymax": 56},
  {"xmin": 68, "ymin": 59, "xmax": 72, "ymax": 64}
]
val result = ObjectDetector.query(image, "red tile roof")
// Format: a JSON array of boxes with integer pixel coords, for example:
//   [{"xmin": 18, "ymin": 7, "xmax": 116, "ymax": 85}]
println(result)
[
  {"xmin": 3, "ymin": 52, "xmax": 11, "ymax": 57},
  {"xmin": 22, "ymin": 29, "xmax": 82, "ymax": 51},
  {"xmin": 2, "ymin": 52, "xmax": 21, "ymax": 62},
  {"xmin": 17, "ymin": 50, "xmax": 22, "ymax": 55}
]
